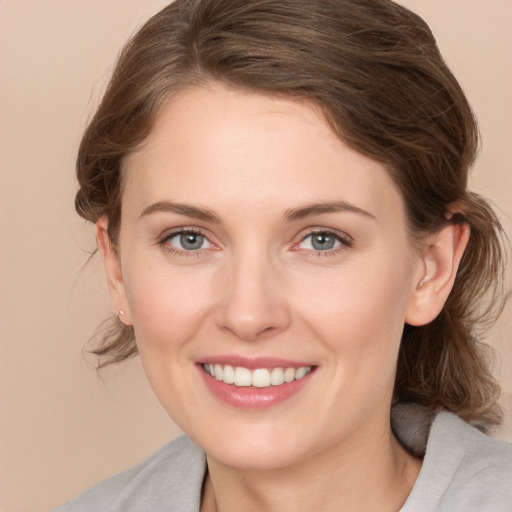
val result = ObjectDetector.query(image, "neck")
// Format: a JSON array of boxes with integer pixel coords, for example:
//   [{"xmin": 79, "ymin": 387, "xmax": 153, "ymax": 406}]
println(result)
[{"xmin": 200, "ymin": 419, "xmax": 422, "ymax": 512}]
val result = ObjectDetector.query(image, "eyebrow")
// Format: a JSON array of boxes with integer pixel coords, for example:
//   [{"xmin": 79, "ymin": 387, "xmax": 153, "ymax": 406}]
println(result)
[
  {"xmin": 283, "ymin": 201, "xmax": 376, "ymax": 222},
  {"xmin": 139, "ymin": 199, "xmax": 375, "ymax": 224},
  {"xmin": 139, "ymin": 201, "xmax": 221, "ymax": 223}
]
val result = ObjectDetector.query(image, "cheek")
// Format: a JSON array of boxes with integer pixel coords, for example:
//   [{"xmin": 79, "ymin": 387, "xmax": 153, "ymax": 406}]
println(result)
[
  {"xmin": 123, "ymin": 261, "xmax": 214, "ymax": 352},
  {"xmin": 296, "ymin": 257, "xmax": 413, "ymax": 361}
]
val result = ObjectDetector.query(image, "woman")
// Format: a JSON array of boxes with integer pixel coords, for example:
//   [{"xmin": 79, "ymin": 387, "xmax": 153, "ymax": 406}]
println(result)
[{"xmin": 55, "ymin": 0, "xmax": 511, "ymax": 510}]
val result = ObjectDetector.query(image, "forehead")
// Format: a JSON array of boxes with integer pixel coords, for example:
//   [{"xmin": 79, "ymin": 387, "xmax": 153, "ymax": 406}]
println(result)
[{"xmin": 122, "ymin": 84, "xmax": 404, "ymax": 224}]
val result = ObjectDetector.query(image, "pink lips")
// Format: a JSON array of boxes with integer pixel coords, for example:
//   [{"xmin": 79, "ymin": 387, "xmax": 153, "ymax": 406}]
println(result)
[{"xmin": 198, "ymin": 356, "xmax": 316, "ymax": 410}]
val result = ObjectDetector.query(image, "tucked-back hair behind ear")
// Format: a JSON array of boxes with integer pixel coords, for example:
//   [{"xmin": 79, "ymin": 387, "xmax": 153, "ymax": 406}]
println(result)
[{"xmin": 77, "ymin": 0, "xmax": 507, "ymax": 429}]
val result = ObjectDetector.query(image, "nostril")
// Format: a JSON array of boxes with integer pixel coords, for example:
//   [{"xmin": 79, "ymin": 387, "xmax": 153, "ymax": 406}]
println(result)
[
  {"xmin": 217, "ymin": 320, "xmax": 281, "ymax": 343},
  {"xmin": 213, "ymin": 274, "xmax": 292, "ymax": 341}
]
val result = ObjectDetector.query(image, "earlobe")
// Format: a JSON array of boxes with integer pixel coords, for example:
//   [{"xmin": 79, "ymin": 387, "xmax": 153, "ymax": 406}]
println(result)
[
  {"xmin": 405, "ymin": 222, "xmax": 470, "ymax": 326},
  {"xmin": 96, "ymin": 217, "xmax": 133, "ymax": 326}
]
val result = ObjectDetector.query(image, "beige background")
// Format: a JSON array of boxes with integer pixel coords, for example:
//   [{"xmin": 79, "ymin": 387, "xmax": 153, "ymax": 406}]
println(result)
[{"xmin": 0, "ymin": 1, "xmax": 510, "ymax": 511}]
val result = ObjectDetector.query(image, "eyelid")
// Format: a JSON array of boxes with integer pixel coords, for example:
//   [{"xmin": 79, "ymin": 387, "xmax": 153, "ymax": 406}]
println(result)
[
  {"xmin": 156, "ymin": 225, "xmax": 352, "ymax": 258},
  {"xmin": 158, "ymin": 226, "xmax": 205, "ymax": 242},
  {"xmin": 292, "ymin": 227, "xmax": 353, "ymax": 254},
  {"xmin": 157, "ymin": 226, "xmax": 220, "ymax": 256}
]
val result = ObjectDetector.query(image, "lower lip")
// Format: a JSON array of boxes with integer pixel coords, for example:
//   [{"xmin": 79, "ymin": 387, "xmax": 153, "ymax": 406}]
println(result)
[{"xmin": 198, "ymin": 366, "xmax": 315, "ymax": 410}]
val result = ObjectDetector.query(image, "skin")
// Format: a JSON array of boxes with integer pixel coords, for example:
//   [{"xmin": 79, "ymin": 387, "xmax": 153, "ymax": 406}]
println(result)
[{"xmin": 97, "ymin": 84, "xmax": 469, "ymax": 512}]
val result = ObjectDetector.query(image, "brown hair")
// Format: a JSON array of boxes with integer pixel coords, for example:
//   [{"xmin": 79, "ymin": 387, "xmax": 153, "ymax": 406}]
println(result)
[{"xmin": 77, "ymin": 0, "xmax": 507, "ymax": 429}]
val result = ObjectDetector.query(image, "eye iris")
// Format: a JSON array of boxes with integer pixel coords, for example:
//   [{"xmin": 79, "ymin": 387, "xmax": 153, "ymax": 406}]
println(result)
[
  {"xmin": 180, "ymin": 233, "xmax": 204, "ymax": 250},
  {"xmin": 312, "ymin": 233, "xmax": 335, "ymax": 250}
]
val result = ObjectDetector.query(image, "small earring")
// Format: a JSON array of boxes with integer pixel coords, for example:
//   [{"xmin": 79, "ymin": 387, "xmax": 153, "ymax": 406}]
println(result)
[{"xmin": 118, "ymin": 310, "xmax": 125, "ymax": 316}]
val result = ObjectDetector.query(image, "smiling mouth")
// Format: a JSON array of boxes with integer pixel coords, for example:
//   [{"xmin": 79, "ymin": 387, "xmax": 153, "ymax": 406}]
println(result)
[{"xmin": 202, "ymin": 363, "xmax": 314, "ymax": 388}]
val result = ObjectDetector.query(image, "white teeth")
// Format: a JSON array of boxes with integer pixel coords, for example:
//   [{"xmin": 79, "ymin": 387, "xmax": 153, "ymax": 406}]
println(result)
[
  {"xmin": 252, "ymin": 368, "xmax": 270, "ymax": 388},
  {"xmin": 295, "ymin": 367, "xmax": 308, "ymax": 379},
  {"xmin": 284, "ymin": 367, "xmax": 296, "ymax": 383},
  {"xmin": 223, "ymin": 364, "xmax": 235, "ymax": 384},
  {"xmin": 203, "ymin": 364, "xmax": 312, "ymax": 388},
  {"xmin": 270, "ymin": 367, "xmax": 285, "ymax": 385},
  {"xmin": 234, "ymin": 367, "xmax": 252, "ymax": 387}
]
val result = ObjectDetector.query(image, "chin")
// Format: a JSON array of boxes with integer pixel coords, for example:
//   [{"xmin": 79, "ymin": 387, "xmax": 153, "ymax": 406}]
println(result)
[{"xmin": 193, "ymin": 422, "xmax": 312, "ymax": 471}]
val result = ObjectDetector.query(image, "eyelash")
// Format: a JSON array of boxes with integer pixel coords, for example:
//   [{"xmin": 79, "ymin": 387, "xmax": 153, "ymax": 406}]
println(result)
[
  {"xmin": 157, "ymin": 228, "xmax": 353, "ymax": 259},
  {"xmin": 295, "ymin": 229, "xmax": 353, "ymax": 258},
  {"xmin": 158, "ymin": 228, "xmax": 215, "ymax": 258}
]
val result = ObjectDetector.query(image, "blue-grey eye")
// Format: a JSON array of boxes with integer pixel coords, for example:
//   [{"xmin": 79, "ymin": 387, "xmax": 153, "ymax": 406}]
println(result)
[
  {"xmin": 300, "ymin": 231, "xmax": 341, "ymax": 251},
  {"xmin": 170, "ymin": 232, "xmax": 209, "ymax": 251}
]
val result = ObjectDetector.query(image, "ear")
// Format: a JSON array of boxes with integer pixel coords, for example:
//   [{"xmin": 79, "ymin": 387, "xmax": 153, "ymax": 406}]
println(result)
[
  {"xmin": 405, "ymin": 222, "xmax": 470, "ymax": 326},
  {"xmin": 96, "ymin": 216, "xmax": 133, "ymax": 326}
]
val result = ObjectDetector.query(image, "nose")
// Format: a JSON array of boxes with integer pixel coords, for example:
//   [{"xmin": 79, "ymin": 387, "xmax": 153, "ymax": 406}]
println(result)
[{"xmin": 214, "ymin": 251, "xmax": 291, "ymax": 342}]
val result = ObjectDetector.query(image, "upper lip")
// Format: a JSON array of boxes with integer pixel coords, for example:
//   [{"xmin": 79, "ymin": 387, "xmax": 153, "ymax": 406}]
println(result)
[{"xmin": 198, "ymin": 355, "xmax": 315, "ymax": 370}]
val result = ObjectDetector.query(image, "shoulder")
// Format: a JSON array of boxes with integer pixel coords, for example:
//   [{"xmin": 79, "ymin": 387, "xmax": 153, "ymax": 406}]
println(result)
[
  {"xmin": 400, "ymin": 407, "xmax": 512, "ymax": 512},
  {"xmin": 432, "ymin": 412, "xmax": 512, "ymax": 503},
  {"xmin": 52, "ymin": 435, "xmax": 205, "ymax": 512}
]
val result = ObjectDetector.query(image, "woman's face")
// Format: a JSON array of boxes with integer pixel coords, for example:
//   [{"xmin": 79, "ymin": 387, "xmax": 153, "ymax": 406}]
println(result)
[{"xmin": 112, "ymin": 84, "xmax": 426, "ymax": 470}]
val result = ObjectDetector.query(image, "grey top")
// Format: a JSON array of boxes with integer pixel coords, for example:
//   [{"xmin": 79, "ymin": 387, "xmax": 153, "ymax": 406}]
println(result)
[{"xmin": 53, "ymin": 407, "xmax": 512, "ymax": 511}]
